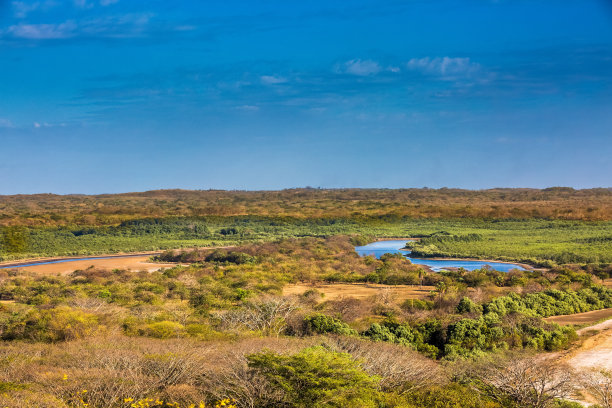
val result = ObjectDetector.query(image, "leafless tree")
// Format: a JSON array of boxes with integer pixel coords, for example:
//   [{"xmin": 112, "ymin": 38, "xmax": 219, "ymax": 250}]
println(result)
[
  {"xmin": 329, "ymin": 336, "xmax": 445, "ymax": 394},
  {"xmin": 215, "ymin": 297, "xmax": 298, "ymax": 336},
  {"xmin": 471, "ymin": 356, "xmax": 575, "ymax": 408},
  {"xmin": 325, "ymin": 296, "xmax": 368, "ymax": 322},
  {"xmin": 200, "ymin": 348, "xmax": 285, "ymax": 408},
  {"xmin": 375, "ymin": 287, "xmax": 396, "ymax": 306},
  {"xmin": 580, "ymin": 368, "xmax": 612, "ymax": 408}
]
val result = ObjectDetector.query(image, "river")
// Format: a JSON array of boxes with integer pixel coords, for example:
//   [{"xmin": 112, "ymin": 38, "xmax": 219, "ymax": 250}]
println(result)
[{"xmin": 355, "ymin": 240, "xmax": 526, "ymax": 272}]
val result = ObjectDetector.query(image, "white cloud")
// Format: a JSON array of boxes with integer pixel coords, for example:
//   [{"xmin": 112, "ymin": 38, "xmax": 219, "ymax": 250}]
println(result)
[
  {"xmin": 6, "ymin": 21, "xmax": 77, "ymax": 39},
  {"xmin": 234, "ymin": 105, "xmax": 259, "ymax": 112},
  {"xmin": 73, "ymin": 0, "xmax": 93, "ymax": 9},
  {"xmin": 260, "ymin": 75, "xmax": 288, "ymax": 85},
  {"xmin": 340, "ymin": 59, "xmax": 382, "ymax": 76},
  {"xmin": 0, "ymin": 119, "xmax": 15, "ymax": 128},
  {"xmin": 174, "ymin": 25, "xmax": 197, "ymax": 32},
  {"xmin": 32, "ymin": 121, "xmax": 66, "ymax": 128},
  {"xmin": 12, "ymin": 1, "xmax": 41, "ymax": 18},
  {"xmin": 406, "ymin": 57, "xmax": 481, "ymax": 78},
  {"xmin": 3, "ymin": 14, "xmax": 153, "ymax": 40}
]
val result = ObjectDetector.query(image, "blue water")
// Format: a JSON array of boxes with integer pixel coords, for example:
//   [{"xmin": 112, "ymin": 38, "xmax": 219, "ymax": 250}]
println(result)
[
  {"xmin": 355, "ymin": 240, "xmax": 525, "ymax": 272},
  {"xmin": 0, "ymin": 254, "xmax": 145, "ymax": 269}
]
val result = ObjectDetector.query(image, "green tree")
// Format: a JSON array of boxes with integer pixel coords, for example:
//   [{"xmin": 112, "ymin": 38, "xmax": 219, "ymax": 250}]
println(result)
[
  {"xmin": 0, "ymin": 226, "xmax": 28, "ymax": 254},
  {"xmin": 247, "ymin": 346, "xmax": 381, "ymax": 407},
  {"xmin": 456, "ymin": 297, "xmax": 483, "ymax": 314}
]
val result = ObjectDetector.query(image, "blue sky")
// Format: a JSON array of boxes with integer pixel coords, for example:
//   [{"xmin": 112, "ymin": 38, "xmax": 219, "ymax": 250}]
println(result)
[{"xmin": 0, "ymin": 0, "xmax": 611, "ymax": 194}]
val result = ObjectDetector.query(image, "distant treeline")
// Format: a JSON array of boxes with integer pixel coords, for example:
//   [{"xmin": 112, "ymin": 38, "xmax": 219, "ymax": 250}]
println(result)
[
  {"xmin": 1, "ymin": 187, "xmax": 611, "ymax": 227},
  {"xmin": 1, "ymin": 216, "xmax": 612, "ymax": 265}
]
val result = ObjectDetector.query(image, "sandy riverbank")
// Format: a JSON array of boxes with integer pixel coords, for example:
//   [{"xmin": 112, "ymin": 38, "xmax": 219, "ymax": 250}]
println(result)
[
  {"xmin": 1, "ymin": 255, "xmax": 176, "ymax": 275},
  {"xmin": 0, "ymin": 251, "xmax": 164, "ymax": 268}
]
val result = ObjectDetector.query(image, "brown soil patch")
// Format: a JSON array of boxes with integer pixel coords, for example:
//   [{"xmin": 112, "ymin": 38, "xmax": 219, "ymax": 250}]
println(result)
[
  {"xmin": 5, "ymin": 256, "xmax": 176, "ymax": 275},
  {"xmin": 283, "ymin": 283, "xmax": 434, "ymax": 301},
  {"xmin": 545, "ymin": 308, "xmax": 612, "ymax": 326}
]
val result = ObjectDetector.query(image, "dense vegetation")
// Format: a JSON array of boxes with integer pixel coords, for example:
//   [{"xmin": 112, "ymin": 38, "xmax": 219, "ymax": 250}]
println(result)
[
  {"xmin": 1, "ymin": 187, "xmax": 610, "ymax": 227},
  {"xmin": 0, "ymin": 188, "xmax": 611, "ymax": 407},
  {"xmin": 0, "ymin": 236, "xmax": 603, "ymax": 406},
  {"xmin": 1, "ymin": 188, "xmax": 611, "ymax": 266},
  {"xmin": 2, "ymin": 216, "xmax": 612, "ymax": 267}
]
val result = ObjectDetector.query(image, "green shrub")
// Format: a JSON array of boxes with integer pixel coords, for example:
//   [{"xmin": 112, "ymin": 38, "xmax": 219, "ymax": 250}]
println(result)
[
  {"xmin": 140, "ymin": 321, "xmax": 185, "ymax": 339},
  {"xmin": 456, "ymin": 297, "xmax": 482, "ymax": 314},
  {"xmin": 0, "ymin": 306, "xmax": 101, "ymax": 342},
  {"xmin": 303, "ymin": 314, "xmax": 357, "ymax": 336},
  {"xmin": 401, "ymin": 298, "xmax": 434, "ymax": 312}
]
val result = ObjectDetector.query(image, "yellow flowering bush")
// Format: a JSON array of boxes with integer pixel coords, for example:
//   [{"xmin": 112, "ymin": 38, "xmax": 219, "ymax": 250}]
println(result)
[
  {"xmin": 119, "ymin": 398, "xmax": 237, "ymax": 408},
  {"xmin": 70, "ymin": 394, "xmax": 237, "ymax": 408}
]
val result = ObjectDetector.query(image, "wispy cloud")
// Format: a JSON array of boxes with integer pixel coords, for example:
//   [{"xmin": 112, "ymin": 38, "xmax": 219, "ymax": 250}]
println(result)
[
  {"xmin": 260, "ymin": 75, "xmax": 288, "ymax": 85},
  {"xmin": 11, "ymin": 0, "xmax": 115, "ymax": 19},
  {"xmin": 6, "ymin": 21, "xmax": 77, "ymax": 39},
  {"xmin": 73, "ymin": 0, "xmax": 93, "ymax": 9},
  {"xmin": 12, "ymin": 1, "xmax": 41, "ymax": 18},
  {"xmin": 406, "ymin": 57, "xmax": 482, "ymax": 79},
  {"xmin": 74, "ymin": 0, "xmax": 118, "ymax": 8},
  {"xmin": 33, "ymin": 121, "xmax": 67, "ymax": 128},
  {"xmin": 0, "ymin": 118, "xmax": 15, "ymax": 128},
  {"xmin": 2, "ymin": 13, "xmax": 153, "ymax": 40},
  {"xmin": 234, "ymin": 104, "xmax": 259, "ymax": 112},
  {"xmin": 337, "ymin": 59, "xmax": 382, "ymax": 76}
]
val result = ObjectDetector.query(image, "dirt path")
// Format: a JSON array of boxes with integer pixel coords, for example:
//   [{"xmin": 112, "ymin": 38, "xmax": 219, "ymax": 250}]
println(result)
[
  {"xmin": 563, "ymin": 318, "xmax": 612, "ymax": 372},
  {"xmin": 546, "ymin": 307, "xmax": 612, "ymax": 373}
]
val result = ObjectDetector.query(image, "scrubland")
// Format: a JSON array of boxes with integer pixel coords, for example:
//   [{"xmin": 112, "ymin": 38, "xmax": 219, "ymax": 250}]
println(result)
[
  {"xmin": 0, "ymin": 189, "xmax": 611, "ymax": 407},
  {"xmin": 0, "ymin": 236, "xmax": 610, "ymax": 406}
]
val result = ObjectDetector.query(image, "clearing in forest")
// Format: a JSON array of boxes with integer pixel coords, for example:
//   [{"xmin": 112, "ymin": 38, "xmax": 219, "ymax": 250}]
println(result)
[{"xmin": 283, "ymin": 283, "xmax": 435, "ymax": 301}]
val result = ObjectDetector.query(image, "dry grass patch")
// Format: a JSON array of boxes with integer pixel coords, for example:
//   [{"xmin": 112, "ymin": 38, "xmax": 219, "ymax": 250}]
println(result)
[
  {"xmin": 545, "ymin": 308, "xmax": 612, "ymax": 326},
  {"xmin": 283, "ymin": 283, "xmax": 434, "ymax": 301}
]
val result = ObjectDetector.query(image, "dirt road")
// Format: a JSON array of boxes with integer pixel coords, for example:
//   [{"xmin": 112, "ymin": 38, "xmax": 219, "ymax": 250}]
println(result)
[{"xmin": 562, "ymin": 318, "xmax": 612, "ymax": 372}]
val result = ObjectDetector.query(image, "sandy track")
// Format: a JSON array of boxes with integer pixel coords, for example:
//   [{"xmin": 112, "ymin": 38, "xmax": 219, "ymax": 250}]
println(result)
[
  {"xmin": 565, "ymin": 322, "xmax": 612, "ymax": 374},
  {"xmin": 556, "ymin": 316, "xmax": 612, "ymax": 374}
]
